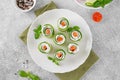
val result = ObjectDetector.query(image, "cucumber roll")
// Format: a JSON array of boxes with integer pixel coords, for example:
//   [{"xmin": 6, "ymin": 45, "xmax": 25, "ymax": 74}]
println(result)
[
  {"xmin": 67, "ymin": 43, "xmax": 79, "ymax": 54},
  {"xmin": 54, "ymin": 33, "xmax": 66, "ymax": 45},
  {"xmin": 54, "ymin": 49, "xmax": 66, "ymax": 61},
  {"xmin": 70, "ymin": 30, "xmax": 82, "ymax": 41},
  {"xmin": 57, "ymin": 17, "xmax": 69, "ymax": 31},
  {"xmin": 43, "ymin": 24, "xmax": 54, "ymax": 37},
  {"xmin": 38, "ymin": 42, "xmax": 51, "ymax": 54}
]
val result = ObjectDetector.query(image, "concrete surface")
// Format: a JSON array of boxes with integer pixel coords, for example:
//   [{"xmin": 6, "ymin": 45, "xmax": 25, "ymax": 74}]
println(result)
[{"xmin": 0, "ymin": 0, "xmax": 120, "ymax": 80}]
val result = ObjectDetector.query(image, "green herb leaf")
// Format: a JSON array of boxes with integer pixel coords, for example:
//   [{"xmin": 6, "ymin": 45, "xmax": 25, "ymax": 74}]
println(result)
[
  {"xmin": 18, "ymin": 70, "xmax": 28, "ymax": 77},
  {"xmin": 37, "ymin": 25, "xmax": 42, "ymax": 30},
  {"xmin": 34, "ymin": 76, "xmax": 40, "ymax": 80},
  {"xmin": 28, "ymin": 72, "xmax": 40, "ymax": 80},
  {"xmin": 54, "ymin": 60, "xmax": 59, "ymax": 65},
  {"xmin": 48, "ymin": 56, "xmax": 54, "ymax": 60},
  {"xmin": 33, "ymin": 25, "xmax": 42, "ymax": 39},
  {"xmin": 93, "ymin": 1, "xmax": 102, "ymax": 8},
  {"xmin": 67, "ymin": 26, "xmax": 80, "ymax": 32},
  {"xmin": 67, "ymin": 27, "xmax": 73, "ymax": 32},
  {"xmin": 48, "ymin": 56, "xmax": 59, "ymax": 65},
  {"xmin": 102, "ymin": 0, "xmax": 112, "ymax": 7},
  {"xmin": 103, "ymin": 0, "xmax": 112, "ymax": 4},
  {"xmin": 18, "ymin": 70, "xmax": 41, "ymax": 80},
  {"xmin": 73, "ymin": 26, "xmax": 80, "ymax": 30},
  {"xmin": 34, "ymin": 32, "xmax": 40, "ymax": 39}
]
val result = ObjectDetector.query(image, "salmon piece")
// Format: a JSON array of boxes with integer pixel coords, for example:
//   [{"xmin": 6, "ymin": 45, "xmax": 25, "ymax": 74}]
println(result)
[
  {"xmin": 73, "ymin": 31, "xmax": 78, "ymax": 37},
  {"xmin": 42, "ymin": 45, "xmax": 47, "ymax": 50},
  {"xmin": 70, "ymin": 45, "xmax": 76, "ymax": 52},
  {"xmin": 57, "ymin": 36, "xmax": 63, "ymax": 42},
  {"xmin": 60, "ymin": 21, "xmax": 66, "ymax": 26},
  {"xmin": 45, "ymin": 28, "xmax": 51, "ymax": 35},
  {"xmin": 57, "ymin": 52, "xmax": 62, "ymax": 58}
]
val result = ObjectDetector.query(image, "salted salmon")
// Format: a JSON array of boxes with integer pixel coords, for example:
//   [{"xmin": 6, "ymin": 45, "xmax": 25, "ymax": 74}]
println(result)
[
  {"xmin": 45, "ymin": 28, "xmax": 51, "ymax": 35},
  {"xmin": 70, "ymin": 45, "xmax": 76, "ymax": 52},
  {"xmin": 42, "ymin": 45, "xmax": 47, "ymax": 50},
  {"xmin": 73, "ymin": 31, "xmax": 79, "ymax": 37},
  {"xmin": 57, "ymin": 52, "xmax": 63, "ymax": 58},
  {"xmin": 57, "ymin": 36, "xmax": 63, "ymax": 42},
  {"xmin": 60, "ymin": 21, "xmax": 66, "ymax": 26}
]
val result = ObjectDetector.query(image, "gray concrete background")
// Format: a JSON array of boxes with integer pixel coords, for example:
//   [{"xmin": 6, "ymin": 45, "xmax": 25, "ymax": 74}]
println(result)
[{"xmin": 0, "ymin": 0, "xmax": 120, "ymax": 80}]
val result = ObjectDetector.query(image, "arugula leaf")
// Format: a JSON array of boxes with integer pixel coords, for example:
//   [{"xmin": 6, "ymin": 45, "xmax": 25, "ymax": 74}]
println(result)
[
  {"xmin": 33, "ymin": 25, "xmax": 42, "ymax": 39},
  {"xmin": 18, "ymin": 70, "xmax": 28, "ymax": 77},
  {"xmin": 48, "ymin": 56, "xmax": 59, "ymax": 65},
  {"xmin": 18, "ymin": 70, "xmax": 41, "ymax": 80},
  {"xmin": 104, "ymin": 0, "xmax": 112, "ymax": 4}
]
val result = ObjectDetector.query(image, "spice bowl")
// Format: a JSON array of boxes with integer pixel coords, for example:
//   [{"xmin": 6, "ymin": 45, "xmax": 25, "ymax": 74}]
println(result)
[{"xmin": 15, "ymin": 0, "xmax": 36, "ymax": 12}]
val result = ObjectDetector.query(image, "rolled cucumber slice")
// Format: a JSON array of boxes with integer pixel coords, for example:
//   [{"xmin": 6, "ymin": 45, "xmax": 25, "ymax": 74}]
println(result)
[
  {"xmin": 54, "ymin": 33, "xmax": 66, "ymax": 45},
  {"xmin": 43, "ymin": 24, "xmax": 54, "ymax": 38},
  {"xmin": 57, "ymin": 17, "xmax": 69, "ymax": 32},
  {"xmin": 54, "ymin": 49, "xmax": 66, "ymax": 61},
  {"xmin": 67, "ymin": 43, "xmax": 79, "ymax": 54},
  {"xmin": 38, "ymin": 41, "xmax": 51, "ymax": 54},
  {"xmin": 69, "ymin": 30, "xmax": 82, "ymax": 42}
]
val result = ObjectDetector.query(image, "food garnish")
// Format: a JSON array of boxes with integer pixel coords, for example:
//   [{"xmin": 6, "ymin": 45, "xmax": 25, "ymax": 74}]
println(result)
[
  {"xmin": 33, "ymin": 25, "xmax": 42, "ymax": 39},
  {"xmin": 18, "ymin": 70, "xmax": 40, "ymax": 80},
  {"xmin": 48, "ymin": 56, "xmax": 60, "ymax": 65}
]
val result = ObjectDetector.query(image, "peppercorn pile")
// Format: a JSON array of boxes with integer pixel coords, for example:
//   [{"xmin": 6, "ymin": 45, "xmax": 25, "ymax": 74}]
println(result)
[{"xmin": 16, "ymin": 0, "xmax": 34, "ymax": 10}]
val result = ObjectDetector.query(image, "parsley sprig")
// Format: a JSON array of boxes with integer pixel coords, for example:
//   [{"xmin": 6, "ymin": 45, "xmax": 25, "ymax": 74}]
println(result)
[
  {"xmin": 48, "ymin": 56, "xmax": 59, "ymax": 65},
  {"xmin": 18, "ymin": 70, "xmax": 40, "ymax": 80},
  {"xmin": 33, "ymin": 25, "xmax": 42, "ymax": 39}
]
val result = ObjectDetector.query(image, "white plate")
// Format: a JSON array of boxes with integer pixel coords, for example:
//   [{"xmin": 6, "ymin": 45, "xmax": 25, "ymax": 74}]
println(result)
[{"xmin": 27, "ymin": 9, "xmax": 92, "ymax": 73}]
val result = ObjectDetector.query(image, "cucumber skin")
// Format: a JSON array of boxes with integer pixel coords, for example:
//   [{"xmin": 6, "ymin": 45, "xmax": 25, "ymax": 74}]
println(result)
[
  {"xmin": 43, "ymin": 24, "xmax": 54, "ymax": 38},
  {"xmin": 38, "ymin": 42, "xmax": 51, "ymax": 54},
  {"xmin": 54, "ymin": 49, "xmax": 66, "ymax": 61}
]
